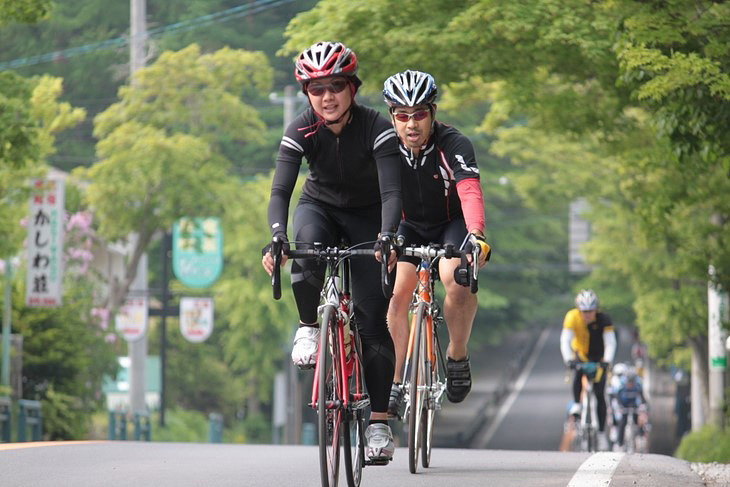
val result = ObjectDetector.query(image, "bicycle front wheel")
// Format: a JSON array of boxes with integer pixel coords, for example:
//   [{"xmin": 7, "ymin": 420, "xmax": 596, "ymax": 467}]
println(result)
[
  {"xmin": 408, "ymin": 302, "xmax": 427, "ymax": 474},
  {"xmin": 421, "ymin": 324, "xmax": 442, "ymax": 468},
  {"xmin": 318, "ymin": 306, "xmax": 342, "ymax": 487},
  {"xmin": 343, "ymin": 327, "xmax": 366, "ymax": 487}
]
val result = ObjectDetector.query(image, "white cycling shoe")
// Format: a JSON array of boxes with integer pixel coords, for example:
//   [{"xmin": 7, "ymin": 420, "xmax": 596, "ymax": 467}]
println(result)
[
  {"xmin": 365, "ymin": 423, "xmax": 394, "ymax": 463},
  {"xmin": 291, "ymin": 326, "xmax": 319, "ymax": 369},
  {"xmin": 569, "ymin": 403, "xmax": 582, "ymax": 417}
]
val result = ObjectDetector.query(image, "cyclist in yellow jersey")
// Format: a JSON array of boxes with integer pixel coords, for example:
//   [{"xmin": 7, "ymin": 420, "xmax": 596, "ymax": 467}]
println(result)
[{"xmin": 560, "ymin": 289, "xmax": 616, "ymax": 451}]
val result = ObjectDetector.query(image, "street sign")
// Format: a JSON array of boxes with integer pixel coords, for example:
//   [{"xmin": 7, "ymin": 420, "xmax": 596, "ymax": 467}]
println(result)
[
  {"xmin": 115, "ymin": 297, "xmax": 148, "ymax": 342},
  {"xmin": 172, "ymin": 217, "xmax": 223, "ymax": 288},
  {"xmin": 26, "ymin": 178, "xmax": 65, "ymax": 307},
  {"xmin": 179, "ymin": 297, "xmax": 214, "ymax": 343}
]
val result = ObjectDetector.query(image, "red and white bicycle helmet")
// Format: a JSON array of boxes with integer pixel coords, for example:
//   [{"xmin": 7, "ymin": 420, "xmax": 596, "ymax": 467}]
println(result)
[{"xmin": 294, "ymin": 41, "xmax": 361, "ymax": 86}]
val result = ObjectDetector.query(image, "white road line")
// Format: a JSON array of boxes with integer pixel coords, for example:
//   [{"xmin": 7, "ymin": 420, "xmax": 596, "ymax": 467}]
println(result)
[
  {"xmin": 567, "ymin": 452, "xmax": 625, "ymax": 487},
  {"xmin": 479, "ymin": 327, "xmax": 549, "ymax": 446}
]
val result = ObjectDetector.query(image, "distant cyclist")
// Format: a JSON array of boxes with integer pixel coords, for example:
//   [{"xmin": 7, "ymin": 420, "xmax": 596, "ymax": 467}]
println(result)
[
  {"xmin": 262, "ymin": 41, "xmax": 400, "ymax": 462},
  {"xmin": 560, "ymin": 289, "xmax": 617, "ymax": 451},
  {"xmin": 381, "ymin": 70, "xmax": 490, "ymax": 418},
  {"xmin": 614, "ymin": 368, "xmax": 648, "ymax": 450}
]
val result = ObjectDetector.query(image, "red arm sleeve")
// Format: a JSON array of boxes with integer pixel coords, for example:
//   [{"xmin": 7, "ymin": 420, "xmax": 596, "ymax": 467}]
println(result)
[{"xmin": 455, "ymin": 178, "xmax": 485, "ymax": 233}]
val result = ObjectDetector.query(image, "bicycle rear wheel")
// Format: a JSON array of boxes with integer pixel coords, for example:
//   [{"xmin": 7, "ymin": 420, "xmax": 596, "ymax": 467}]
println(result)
[
  {"xmin": 318, "ymin": 306, "xmax": 342, "ymax": 487},
  {"xmin": 343, "ymin": 327, "xmax": 366, "ymax": 487},
  {"xmin": 408, "ymin": 302, "xmax": 427, "ymax": 474}
]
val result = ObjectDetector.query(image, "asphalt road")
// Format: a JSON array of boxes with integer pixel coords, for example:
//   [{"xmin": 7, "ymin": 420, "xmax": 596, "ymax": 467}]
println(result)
[
  {"xmin": 0, "ymin": 326, "xmax": 712, "ymax": 486},
  {"xmin": 0, "ymin": 441, "xmax": 708, "ymax": 487}
]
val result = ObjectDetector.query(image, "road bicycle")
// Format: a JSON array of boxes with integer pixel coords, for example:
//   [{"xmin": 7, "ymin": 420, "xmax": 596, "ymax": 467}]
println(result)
[
  {"xmin": 398, "ymin": 241, "xmax": 479, "ymax": 474},
  {"xmin": 617, "ymin": 405, "xmax": 649, "ymax": 453},
  {"xmin": 271, "ymin": 236, "xmax": 394, "ymax": 487},
  {"xmin": 568, "ymin": 361, "xmax": 606, "ymax": 452}
]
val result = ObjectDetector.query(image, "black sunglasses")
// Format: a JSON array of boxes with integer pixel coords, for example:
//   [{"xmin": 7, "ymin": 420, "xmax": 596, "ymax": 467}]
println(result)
[{"xmin": 307, "ymin": 78, "xmax": 349, "ymax": 96}]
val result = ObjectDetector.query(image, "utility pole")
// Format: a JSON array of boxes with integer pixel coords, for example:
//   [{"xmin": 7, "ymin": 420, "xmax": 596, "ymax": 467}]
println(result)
[
  {"xmin": 128, "ymin": 0, "xmax": 148, "ymax": 416},
  {"xmin": 708, "ymin": 264, "xmax": 728, "ymax": 427}
]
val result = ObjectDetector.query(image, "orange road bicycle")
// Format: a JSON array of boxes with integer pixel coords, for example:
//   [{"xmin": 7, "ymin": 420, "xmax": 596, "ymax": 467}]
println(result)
[
  {"xmin": 398, "ymin": 241, "xmax": 479, "ymax": 474},
  {"xmin": 271, "ymin": 237, "xmax": 394, "ymax": 487}
]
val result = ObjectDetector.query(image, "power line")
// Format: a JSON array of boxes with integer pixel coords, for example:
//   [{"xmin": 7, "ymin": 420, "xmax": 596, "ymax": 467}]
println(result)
[{"xmin": 0, "ymin": 0, "xmax": 297, "ymax": 71}]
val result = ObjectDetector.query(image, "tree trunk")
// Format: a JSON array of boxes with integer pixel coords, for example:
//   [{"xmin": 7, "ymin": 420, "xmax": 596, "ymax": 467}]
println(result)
[
  {"xmin": 247, "ymin": 376, "xmax": 260, "ymax": 417},
  {"xmin": 689, "ymin": 334, "xmax": 709, "ymax": 431},
  {"xmin": 104, "ymin": 228, "xmax": 154, "ymax": 313}
]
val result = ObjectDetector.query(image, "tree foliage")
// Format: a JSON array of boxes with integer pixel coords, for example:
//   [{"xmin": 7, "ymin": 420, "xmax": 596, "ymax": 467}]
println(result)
[
  {"xmin": 73, "ymin": 44, "xmax": 273, "ymax": 312},
  {"xmin": 0, "ymin": 0, "xmax": 50, "ymax": 26},
  {"xmin": 282, "ymin": 0, "xmax": 730, "ymax": 366}
]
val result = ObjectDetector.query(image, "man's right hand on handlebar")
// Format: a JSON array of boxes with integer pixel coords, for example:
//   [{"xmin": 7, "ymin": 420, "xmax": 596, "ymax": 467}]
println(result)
[
  {"xmin": 262, "ymin": 233, "xmax": 289, "ymax": 276},
  {"xmin": 468, "ymin": 232, "xmax": 491, "ymax": 268}
]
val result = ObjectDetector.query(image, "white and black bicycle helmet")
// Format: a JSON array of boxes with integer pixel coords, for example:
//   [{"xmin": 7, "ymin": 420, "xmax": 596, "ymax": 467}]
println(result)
[
  {"xmin": 575, "ymin": 289, "xmax": 599, "ymax": 311},
  {"xmin": 383, "ymin": 70, "xmax": 437, "ymax": 108}
]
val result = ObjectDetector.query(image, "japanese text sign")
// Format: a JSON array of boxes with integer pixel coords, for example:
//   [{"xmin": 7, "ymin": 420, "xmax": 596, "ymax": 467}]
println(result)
[{"xmin": 26, "ymin": 178, "xmax": 65, "ymax": 307}]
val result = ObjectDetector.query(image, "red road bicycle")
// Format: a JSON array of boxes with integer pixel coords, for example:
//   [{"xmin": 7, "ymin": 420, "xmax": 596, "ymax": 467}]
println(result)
[{"xmin": 271, "ymin": 237, "xmax": 393, "ymax": 487}]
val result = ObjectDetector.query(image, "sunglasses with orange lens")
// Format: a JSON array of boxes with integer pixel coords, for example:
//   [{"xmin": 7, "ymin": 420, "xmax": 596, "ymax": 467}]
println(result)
[
  {"xmin": 306, "ymin": 78, "xmax": 349, "ymax": 96},
  {"xmin": 392, "ymin": 109, "xmax": 430, "ymax": 122}
]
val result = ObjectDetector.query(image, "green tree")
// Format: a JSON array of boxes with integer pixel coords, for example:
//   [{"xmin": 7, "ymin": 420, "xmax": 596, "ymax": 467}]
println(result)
[
  {"xmin": 214, "ymin": 173, "xmax": 299, "ymax": 417},
  {"xmin": 0, "ymin": 0, "xmax": 50, "ymax": 25},
  {"xmin": 73, "ymin": 44, "xmax": 273, "ymax": 313},
  {"xmin": 1, "ymin": 74, "xmax": 85, "ymax": 258},
  {"xmin": 282, "ymin": 0, "xmax": 730, "ymax": 414}
]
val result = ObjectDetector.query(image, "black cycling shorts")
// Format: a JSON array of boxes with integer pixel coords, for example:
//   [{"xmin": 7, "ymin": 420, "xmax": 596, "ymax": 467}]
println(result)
[{"xmin": 396, "ymin": 217, "xmax": 468, "ymax": 266}]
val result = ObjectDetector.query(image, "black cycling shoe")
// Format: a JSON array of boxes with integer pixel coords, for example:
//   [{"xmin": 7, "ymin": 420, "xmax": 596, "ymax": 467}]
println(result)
[
  {"xmin": 387, "ymin": 383, "xmax": 404, "ymax": 420},
  {"xmin": 446, "ymin": 357, "xmax": 472, "ymax": 403}
]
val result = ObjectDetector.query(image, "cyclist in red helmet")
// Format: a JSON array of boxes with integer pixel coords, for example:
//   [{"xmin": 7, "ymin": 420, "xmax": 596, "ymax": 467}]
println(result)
[{"xmin": 262, "ymin": 41, "xmax": 400, "ymax": 462}]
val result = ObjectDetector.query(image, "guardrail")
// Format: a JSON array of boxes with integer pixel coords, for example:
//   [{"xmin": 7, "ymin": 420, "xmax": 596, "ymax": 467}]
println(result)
[
  {"xmin": 0, "ymin": 396, "xmax": 10, "ymax": 442},
  {"xmin": 108, "ymin": 410, "xmax": 154, "ymax": 441},
  {"xmin": 17, "ymin": 399, "xmax": 42, "ymax": 442}
]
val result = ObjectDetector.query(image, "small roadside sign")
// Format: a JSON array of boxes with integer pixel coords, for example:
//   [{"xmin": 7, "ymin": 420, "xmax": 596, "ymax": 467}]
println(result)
[{"xmin": 179, "ymin": 297, "xmax": 214, "ymax": 343}]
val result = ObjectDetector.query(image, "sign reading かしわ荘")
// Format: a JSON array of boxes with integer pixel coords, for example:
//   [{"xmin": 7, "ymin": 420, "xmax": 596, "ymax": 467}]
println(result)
[{"xmin": 26, "ymin": 178, "xmax": 65, "ymax": 307}]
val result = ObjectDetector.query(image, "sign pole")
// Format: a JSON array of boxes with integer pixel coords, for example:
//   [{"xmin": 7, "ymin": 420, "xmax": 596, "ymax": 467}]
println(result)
[
  {"xmin": 1, "ymin": 262, "xmax": 11, "ymax": 389},
  {"xmin": 159, "ymin": 231, "xmax": 170, "ymax": 427}
]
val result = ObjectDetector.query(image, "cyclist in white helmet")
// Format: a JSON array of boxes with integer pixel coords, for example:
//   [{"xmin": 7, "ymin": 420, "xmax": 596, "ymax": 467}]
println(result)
[
  {"xmin": 560, "ymin": 289, "xmax": 617, "ymax": 450},
  {"xmin": 382, "ymin": 70, "xmax": 491, "ymax": 418}
]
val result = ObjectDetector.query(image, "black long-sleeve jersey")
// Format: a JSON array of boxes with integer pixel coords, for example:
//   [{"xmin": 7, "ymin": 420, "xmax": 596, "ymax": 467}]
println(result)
[
  {"xmin": 267, "ymin": 104, "xmax": 402, "ymax": 236},
  {"xmin": 398, "ymin": 122, "xmax": 481, "ymax": 230}
]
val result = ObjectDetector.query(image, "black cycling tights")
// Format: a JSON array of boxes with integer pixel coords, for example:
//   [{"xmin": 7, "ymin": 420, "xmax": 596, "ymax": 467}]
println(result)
[
  {"xmin": 573, "ymin": 370, "xmax": 607, "ymax": 431},
  {"xmin": 291, "ymin": 197, "xmax": 395, "ymax": 413}
]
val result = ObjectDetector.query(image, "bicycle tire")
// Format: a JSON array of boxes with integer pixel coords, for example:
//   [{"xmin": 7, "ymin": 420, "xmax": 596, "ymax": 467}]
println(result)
[
  {"xmin": 625, "ymin": 413, "xmax": 636, "ymax": 454},
  {"xmin": 421, "ymin": 319, "xmax": 442, "ymax": 468},
  {"xmin": 318, "ymin": 306, "xmax": 342, "ymax": 487},
  {"xmin": 408, "ymin": 301, "xmax": 427, "ymax": 474},
  {"xmin": 343, "ymin": 327, "xmax": 366, "ymax": 487}
]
